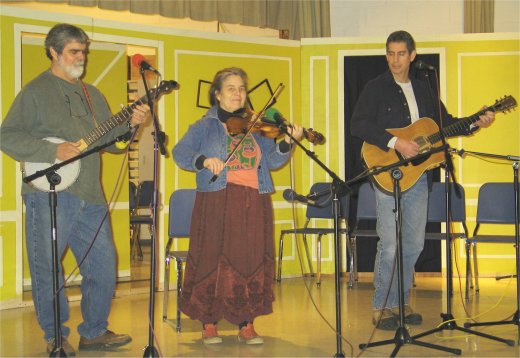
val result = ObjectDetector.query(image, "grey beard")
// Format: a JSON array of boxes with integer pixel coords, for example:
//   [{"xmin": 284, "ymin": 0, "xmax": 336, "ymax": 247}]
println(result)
[{"xmin": 65, "ymin": 65, "xmax": 84, "ymax": 79}]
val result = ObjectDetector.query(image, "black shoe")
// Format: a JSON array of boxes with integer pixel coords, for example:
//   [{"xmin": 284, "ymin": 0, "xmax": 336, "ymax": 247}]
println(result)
[
  {"xmin": 391, "ymin": 304, "xmax": 423, "ymax": 325},
  {"xmin": 78, "ymin": 330, "xmax": 132, "ymax": 350},
  {"xmin": 372, "ymin": 308, "xmax": 398, "ymax": 330}
]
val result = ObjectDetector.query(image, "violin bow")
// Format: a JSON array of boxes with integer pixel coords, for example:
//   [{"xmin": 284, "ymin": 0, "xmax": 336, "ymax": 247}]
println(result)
[{"xmin": 209, "ymin": 83, "xmax": 285, "ymax": 183}]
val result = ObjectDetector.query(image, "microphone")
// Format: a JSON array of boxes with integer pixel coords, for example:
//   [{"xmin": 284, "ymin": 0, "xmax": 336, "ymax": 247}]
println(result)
[
  {"xmin": 283, "ymin": 189, "xmax": 317, "ymax": 206},
  {"xmin": 265, "ymin": 107, "xmax": 289, "ymax": 127},
  {"xmin": 414, "ymin": 60, "xmax": 436, "ymax": 71},
  {"xmin": 132, "ymin": 54, "xmax": 161, "ymax": 75}
]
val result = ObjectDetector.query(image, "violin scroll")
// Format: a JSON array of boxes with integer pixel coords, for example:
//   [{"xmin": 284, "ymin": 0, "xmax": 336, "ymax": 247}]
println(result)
[{"xmin": 303, "ymin": 128, "xmax": 325, "ymax": 145}]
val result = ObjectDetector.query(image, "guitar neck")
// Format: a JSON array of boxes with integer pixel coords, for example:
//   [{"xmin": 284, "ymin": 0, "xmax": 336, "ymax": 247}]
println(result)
[
  {"xmin": 428, "ymin": 106, "xmax": 495, "ymax": 145},
  {"xmin": 81, "ymin": 95, "xmax": 149, "ymax": 147}
]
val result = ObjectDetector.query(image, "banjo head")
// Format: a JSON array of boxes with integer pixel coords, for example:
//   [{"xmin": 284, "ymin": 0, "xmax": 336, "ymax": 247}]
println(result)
[{"xmin": 22, "ymin": 137, "xmax": 81, "ymax": 192}]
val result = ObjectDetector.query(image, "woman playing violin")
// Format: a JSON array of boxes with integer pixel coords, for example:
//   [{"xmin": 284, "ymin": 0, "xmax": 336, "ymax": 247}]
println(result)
[{"xmin": 172, "ymin": 67, "xmax": 303, "ymax": 345}]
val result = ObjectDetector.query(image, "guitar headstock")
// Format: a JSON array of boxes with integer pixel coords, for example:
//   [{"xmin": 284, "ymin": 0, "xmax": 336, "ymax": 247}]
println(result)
[{"xmin": 491, "ymin": 95, "xmax": 517, "ymax": 114}]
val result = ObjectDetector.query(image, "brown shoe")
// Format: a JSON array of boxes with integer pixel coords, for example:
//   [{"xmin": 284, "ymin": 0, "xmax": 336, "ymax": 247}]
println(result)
[
  {"xmin": 46, "ymin": 337, "xmax": 76, "ymax": 356},
  {"xmin": 391, "ymin": 304, "xmax": 423, "ymax": 325},
  {"xmin": 202, "ymin": 323, "xmax": 223, "ymax": 344},
  {"xmin": 238, "ymin": 323, "xmax": 264, "ymax": 345},
  {"xmin": 78, "ymin": 330, "xmax": 132, "ymax": 350}
]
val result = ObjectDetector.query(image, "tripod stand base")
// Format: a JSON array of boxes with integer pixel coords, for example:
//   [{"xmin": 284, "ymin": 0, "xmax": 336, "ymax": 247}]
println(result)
[
  {"xmin": 496, "ymin": 275, "xmax": 517, "ymax": 281},
  {"xmin": 359, "ymin": 325, "xmax": 461, "ymax": 357},
  {"xmin": 464, "ymin": 310, "xmax": 519, "ymax": 345},
  {"xmin": 413, "ymin": 313, "xmax": 516, "ymax": 347},
  {"xmin": 464, "ymin": 310, "xmax": 519, "ymax": 329},
  {"xmin": 49, "ymin": 347, "xmax": 67, "ymax": 357},
  {"xmin": 143, "ymin": 345, "xmax": 159, "ymax": 357}
]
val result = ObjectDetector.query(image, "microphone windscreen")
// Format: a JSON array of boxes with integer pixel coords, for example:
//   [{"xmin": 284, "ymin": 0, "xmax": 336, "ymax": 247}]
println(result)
[
  {"xmin": 264, "ymin": 107, "xmax": 280, "ymax": 124},
  {"xmin": 414, "ymin": 60, "xmax": 435, "ymax": 70},
  {"xmin": 132, "ymin": 54, "xmax": 145, "ymax": 67},
  {"xmin": 273, "ymin": 112, "xmax": 283, "ymax": 124},
  {"xmin": 283, "ymin": 188, "xmax": 296, "ymax": 201}
]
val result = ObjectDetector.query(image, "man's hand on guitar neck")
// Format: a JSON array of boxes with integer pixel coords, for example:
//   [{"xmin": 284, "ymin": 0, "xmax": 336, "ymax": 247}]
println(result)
[
  {"xmin": 474, "ymin": 108, "xmax": 495, "ymax": 128},
  {"xmin": 394, "ymin": 138, "xmax": 420, "ymax": 159},
  {"xmin": 56, "ymin": 141, "xmax": 81, "ymax": 161}
]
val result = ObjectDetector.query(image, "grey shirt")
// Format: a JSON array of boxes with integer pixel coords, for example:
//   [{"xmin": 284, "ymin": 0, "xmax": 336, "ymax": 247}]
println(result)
[{"xmin": 0, "ymin": 70, "xmax": 128, "ymax": 204}]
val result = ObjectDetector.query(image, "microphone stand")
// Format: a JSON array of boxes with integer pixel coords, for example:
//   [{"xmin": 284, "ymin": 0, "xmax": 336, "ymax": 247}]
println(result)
[
  {"xmin": 455, "ymin": 149, "xmax": 519, "ymax": 345},
  {"xmin": 280, "ymin": 125, "xmax": 350, "ymax": 358},
  {"xmin": 138, "ymin": 69, "xmax": 167, "ymax": 358},
  {"xmin": 409, "ymin": 65, "xmax": 513, "ymax": 346},
  {"xmin": 23, "ymin": 132, "xmax": 133, "ymax": 357},
  {"xmin": 411, "ymin": 163, "xmax": 514, "ymax": 347},
  {"xmin": 354, "ymin": 144, "xmax": 462, "ymax": 356}
]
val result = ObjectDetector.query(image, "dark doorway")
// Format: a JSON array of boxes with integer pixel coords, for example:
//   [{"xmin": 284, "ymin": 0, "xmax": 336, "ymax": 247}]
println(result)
[{"xmin": 344, "ymin": 53, "xmax": 442, "ymax": 273}]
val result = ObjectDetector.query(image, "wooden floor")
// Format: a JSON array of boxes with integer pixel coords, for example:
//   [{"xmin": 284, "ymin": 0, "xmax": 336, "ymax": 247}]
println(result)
[{"xmin": 1, "ymin": 251, "xmax": 519, "ymax": 357}]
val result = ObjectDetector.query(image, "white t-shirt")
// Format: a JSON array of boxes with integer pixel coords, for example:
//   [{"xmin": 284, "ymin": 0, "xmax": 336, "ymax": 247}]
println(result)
[{"xmin": 388, "ymin": 80, "xmax": 419, "ymax": 149}]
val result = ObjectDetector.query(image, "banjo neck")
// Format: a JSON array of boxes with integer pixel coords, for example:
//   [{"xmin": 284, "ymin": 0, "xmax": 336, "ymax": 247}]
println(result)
[
  {"xmin": 77, "ymin": 94, "xmax": 146, "ymax": 151},
  {"xmin": 77, "ymin": 79, "xmax": 178, "ymax": 151}
]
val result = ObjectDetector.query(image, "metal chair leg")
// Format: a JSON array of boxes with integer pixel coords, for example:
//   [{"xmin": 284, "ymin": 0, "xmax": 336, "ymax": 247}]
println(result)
[
  {"xmin": 352, "ymin": 236, "xmax": 358, "ymax": 282},
  {"xmin": 302, "ymin": 233, "xmax": 314, "ymax": 276},
  {"xmin": 317, "ymin": 234, "xmax": 322, "ymax": 287},
  {"xmin": 277, "ymin": 233, "xmax": 285, "ymax": 282},
  {"xmin": 472, "ymin": 241, "xmax": 480, "ymax": 293},
  {"xmin": 176, "ymin": 259, "xmax": 183, "ymax": 333},
  {"xmin": 163, "ymin": 255, "xmax": 171, "ymax": 320},
  {"xmin": 130, "ymin": 224, "xmax": 143, "ymax": 260},
  {"xmin": 465, "ymin": 239, "xmax": 471, "ymax": 301},
  {"xmin": 346, "ymin": 232, "xmax": 355, "ymax": 288}
]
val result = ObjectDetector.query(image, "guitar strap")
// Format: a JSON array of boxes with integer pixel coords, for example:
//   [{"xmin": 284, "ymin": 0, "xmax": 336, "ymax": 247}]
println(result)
[{"xmin": 80, "ymin": 81, "xmax": 99, "ymax": 127}]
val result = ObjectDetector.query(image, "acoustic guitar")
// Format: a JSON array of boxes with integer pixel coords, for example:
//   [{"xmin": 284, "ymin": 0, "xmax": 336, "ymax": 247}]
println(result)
[
  {"xmin": 361, "ymin": 95, "xmax": 517, "ymax": 194},
  {"xmin": 23, "ymin": 80, "xmax": 178, "ymax": 192}
]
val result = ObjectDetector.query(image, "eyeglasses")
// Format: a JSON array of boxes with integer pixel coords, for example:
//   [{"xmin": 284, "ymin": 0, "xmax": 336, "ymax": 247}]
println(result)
[{"xmin": 64, "ymin": 91, "xmax": 89, "ymax": 119}]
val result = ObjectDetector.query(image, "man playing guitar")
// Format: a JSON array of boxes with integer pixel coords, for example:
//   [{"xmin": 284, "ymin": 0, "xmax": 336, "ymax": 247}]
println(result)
[{"xmin": 350, "ymin": 30, "xmax": 495, "ymax": 331}]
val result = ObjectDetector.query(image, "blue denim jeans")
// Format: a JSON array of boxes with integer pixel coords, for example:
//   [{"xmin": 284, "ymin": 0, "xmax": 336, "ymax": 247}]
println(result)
[
  {"xmin": 23, "ymin": 191, "xmax": 116, "ymax": 341},
  {"xmin": 372, "ymin": 174, "xmax": 428, "ymax": 310}
]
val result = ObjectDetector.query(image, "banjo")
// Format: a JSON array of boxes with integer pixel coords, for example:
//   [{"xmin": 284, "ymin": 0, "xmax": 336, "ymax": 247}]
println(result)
[{"xmin": 23, "ymin": 80, "xmax": 178, "ymax": 192}]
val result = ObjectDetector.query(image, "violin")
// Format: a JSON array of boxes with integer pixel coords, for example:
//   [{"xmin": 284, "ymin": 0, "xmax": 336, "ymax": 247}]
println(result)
[{"xmin": 225, "ymin": 108, "xmax": 325, "ymax": 145}]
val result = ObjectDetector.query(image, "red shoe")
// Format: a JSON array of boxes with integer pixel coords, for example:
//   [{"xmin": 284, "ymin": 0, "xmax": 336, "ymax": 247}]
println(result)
[
  {"xmin": 238, "ymin": 323, "xmax": 264, "ymax": 345},
  {"xmin": 202, "ymin": 323, "xmax": 222, "ymax": 344}
]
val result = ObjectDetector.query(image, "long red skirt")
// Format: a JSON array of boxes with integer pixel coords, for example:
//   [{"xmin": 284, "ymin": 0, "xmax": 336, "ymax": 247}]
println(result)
[{"xmin": 179, "ymin": 183, "xmax": 275, "ymax": 325}]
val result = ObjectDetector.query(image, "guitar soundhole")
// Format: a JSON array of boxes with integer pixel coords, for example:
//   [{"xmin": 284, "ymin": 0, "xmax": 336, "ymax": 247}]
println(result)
[
  {"xmin": 397, "ymin": 151, "xmax": 429, "ymax": 166},
  {"xmin": 411, "ymin": 155, "xmax": 429, "ymax": 166}
]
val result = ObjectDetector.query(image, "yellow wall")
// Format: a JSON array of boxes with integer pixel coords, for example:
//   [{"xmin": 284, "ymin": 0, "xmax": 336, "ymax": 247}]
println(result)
[
  {"xmin": 0, "ymin": 7, "xmax": 301, "ymax": 307},
  {"xmin": 300, "ymin": 34, "xmax": 520, "ymax": 276}
]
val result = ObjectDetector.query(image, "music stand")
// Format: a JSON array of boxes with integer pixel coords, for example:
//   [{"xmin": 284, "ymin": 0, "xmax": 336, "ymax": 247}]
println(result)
[
  {"xmin": 457, "ymin": 150, "xmax": 519, "ymax": 345},
  {"xmin": 23, "ymin": 133, "xmax": 132, "ymax": 357}
]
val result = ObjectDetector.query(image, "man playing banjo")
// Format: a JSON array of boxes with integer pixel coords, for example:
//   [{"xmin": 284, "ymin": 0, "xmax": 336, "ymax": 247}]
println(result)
[{"xmin": 0, "ymin": 23, "xmax": 150, "ymax": 355}]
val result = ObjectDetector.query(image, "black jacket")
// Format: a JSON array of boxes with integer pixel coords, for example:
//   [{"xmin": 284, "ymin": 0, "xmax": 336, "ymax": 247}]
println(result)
[{"xmin": 350, "ymin": 70, "xmax": 471, "ymax": 151}]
